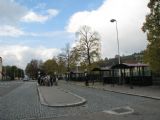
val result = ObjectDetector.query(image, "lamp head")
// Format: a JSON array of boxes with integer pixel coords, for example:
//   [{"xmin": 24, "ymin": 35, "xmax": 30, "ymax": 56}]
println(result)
[{"xmin": 110, "ymin": 19, "xmax": 116, "ymax": 22}]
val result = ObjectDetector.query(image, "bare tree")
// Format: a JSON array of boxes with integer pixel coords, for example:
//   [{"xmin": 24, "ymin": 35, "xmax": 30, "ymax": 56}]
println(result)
[
  {"xmin": 76, "ymin": 25, "xmax": 101, "ymax": 69},
  {"xmin": 59, "ymin": 43, "xmax": 81, "ymax": 72},
  {"xmin": 59, "ymin": 43, "xmax": 71, "ymax": 72}
]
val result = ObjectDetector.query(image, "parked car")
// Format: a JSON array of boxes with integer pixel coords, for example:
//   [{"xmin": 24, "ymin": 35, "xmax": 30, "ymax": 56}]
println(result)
[{"xmin": 23, "ymin": 76, "xmax": 29, "ymax": 81}]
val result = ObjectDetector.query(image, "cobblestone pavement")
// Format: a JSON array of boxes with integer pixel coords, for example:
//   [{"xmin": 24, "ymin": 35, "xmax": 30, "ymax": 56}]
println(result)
[
  {"xmin": 0, "ymin": 82, "xmax": 90, "ymax": 120},
  {"xmin": 0, "ymin": 81, "xmax": 23, "ymax": 97},
  {"xmin": 0, "ymin": 81, "xmax": 160, "ymax": 120}
]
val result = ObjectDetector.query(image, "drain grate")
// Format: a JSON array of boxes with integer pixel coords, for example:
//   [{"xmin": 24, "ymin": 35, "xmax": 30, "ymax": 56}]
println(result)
[
  {"xmin": 113, "ymin": 107, "xmax": 131, "ymax": 113},
  {"xmin": 103, "ymin": 106, "xmax": 134, "ymax": 115}
]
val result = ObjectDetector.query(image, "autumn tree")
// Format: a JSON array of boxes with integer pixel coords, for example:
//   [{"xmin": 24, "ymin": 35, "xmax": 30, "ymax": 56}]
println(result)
[
  {"xmin": 16, "ymin": 68, "xmax": 24, "ymax": 79},
  {"xmin": 58, "ymin": 43, "xmax": 82, "ymax": 74},
  {"xmin": 57, "ymin": 55, "xmax": 66, "ymax": 74},
  {"xmin": 42, "ymin": 58, "xmax": 58, "ymax": 76},
  {"xmin": 25, "ymin": 59, "xmax": 41, "ymax": 79},
  {"xmin": 76, "ymin": 25, "xmax": 101, "ymax": 70},
  {"xmin": 70, "ymin": 46, "xmax": 81, "ymax": 69},
  {"xmin": 142, "ymin": 0, "xmax": 160, "ymax": 72}
]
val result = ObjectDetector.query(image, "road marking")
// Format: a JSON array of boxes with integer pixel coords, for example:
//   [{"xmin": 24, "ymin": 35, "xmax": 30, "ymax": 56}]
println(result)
[{"xmin": 103, "ymin": 106, "xmax": 134, "ymax": 115}]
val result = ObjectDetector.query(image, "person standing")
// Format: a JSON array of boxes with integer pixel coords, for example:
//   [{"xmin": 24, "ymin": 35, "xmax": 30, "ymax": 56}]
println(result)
[
  {"xmin": 85, "ymin": 72, "xmax": 89, "ymax": 86},
  {"xmin": 55, "ymin": 75, "xmax": 58, "ymax": 86},
  {"xmin": 50, "ymin": 75, "xmax": 53, "ymax": 86}
]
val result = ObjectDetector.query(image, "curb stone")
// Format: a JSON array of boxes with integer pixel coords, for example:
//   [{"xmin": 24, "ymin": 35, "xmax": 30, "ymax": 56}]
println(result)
[
  {"xmin": 37, "ymin": 85, "xmax": 87, "ymax": 107},
  {"xmin": 70, "ymin": 82, "xmax": 160, "ymax": 100},
  {"xmin": 102, "ymin": 88, "xmax": 160, "ymax": 100},
  {"xmin": 57, "ymin": 87, "xmax": 87, "ymax": 107},
  {"xmin": 37, "ymin": 87, "xmax": 48, "ymax": 106}
]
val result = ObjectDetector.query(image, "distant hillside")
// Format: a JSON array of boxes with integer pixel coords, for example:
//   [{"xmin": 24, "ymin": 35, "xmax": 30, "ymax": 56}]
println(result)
[{"xmin": 102, "ymin": 51, "xmax": 144, "ymax": 67}]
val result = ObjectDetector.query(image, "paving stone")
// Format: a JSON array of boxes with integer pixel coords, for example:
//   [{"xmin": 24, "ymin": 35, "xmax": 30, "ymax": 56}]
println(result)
[{"xmin": 0, "ymin": 81, "xmax": 160, "ymax": 120}]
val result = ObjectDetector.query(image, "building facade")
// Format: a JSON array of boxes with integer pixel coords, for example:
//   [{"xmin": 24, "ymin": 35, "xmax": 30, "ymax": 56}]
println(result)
[{"xmin": 0, "ymin": 57, "xmax": 2, "ymax": 80}]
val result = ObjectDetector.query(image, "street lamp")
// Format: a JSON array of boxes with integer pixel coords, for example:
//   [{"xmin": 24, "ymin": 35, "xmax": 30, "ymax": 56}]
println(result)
[{"xmin": 110, "ymin": 19, "xmax": 120, "ymax": 64}]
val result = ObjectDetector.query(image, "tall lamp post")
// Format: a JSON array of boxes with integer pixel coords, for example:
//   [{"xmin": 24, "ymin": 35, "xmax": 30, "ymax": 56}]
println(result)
[{"xmin": 110, "ymin": 19, "xmax": 120, "ymax": 64}]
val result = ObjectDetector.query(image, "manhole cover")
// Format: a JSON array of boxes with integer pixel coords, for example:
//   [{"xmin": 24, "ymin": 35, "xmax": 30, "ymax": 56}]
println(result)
[{"xmin": 103, "ymin": 106, "xmax": 134, "ymax": 115}]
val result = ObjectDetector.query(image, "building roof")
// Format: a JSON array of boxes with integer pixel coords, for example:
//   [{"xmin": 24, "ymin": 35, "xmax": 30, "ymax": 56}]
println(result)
[
  {"xmin": 111, "ymin": 63, "xmax": 149, "ymax": 69},
  {"xmin": 92, "ymin": 66, "xmax": 112, "ymax": 71}
]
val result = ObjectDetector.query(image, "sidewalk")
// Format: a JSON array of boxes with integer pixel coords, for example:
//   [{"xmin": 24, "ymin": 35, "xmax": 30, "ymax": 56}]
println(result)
[
  {"xmin": 69, "ymin": 81, "xmax": 160, "ymax": 100},
  {"xmin": 38, "ymin": 86, "xmax": 86, "ymax": 107}
]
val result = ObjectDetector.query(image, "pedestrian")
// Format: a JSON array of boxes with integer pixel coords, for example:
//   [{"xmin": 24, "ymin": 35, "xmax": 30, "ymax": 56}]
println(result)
[
  {"xmin": 91, "ymin": 74, "xmax": 94, "ymax": 85},
  {"xmin": 47, "ymin": 75, "xmax": 51, "ymax": 86},
  {"xmin": 50, "ymin": 75, "xmax": 53, "ymax": 86},
  {"xmin": 55, "ymin": 75, "xmax": 58, "ymax": 86},
  {"xmin": 38, "ymin": 75, "xmax": 41, "ymax": 85},
  {"xmin": 85, "ymin": 72, "xmax": 89, "ymax": 86},
  {"xmin": 66, "ymin": 74, "xmax": 68, "ymax": 83},
  {"xmin": 40, "ymin": 76, "xmax": 44, "ymax": 86}
]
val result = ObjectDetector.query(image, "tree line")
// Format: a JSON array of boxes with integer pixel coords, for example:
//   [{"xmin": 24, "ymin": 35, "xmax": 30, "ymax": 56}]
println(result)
[
  {"xmin": 2, "ymin": 66, "xmax": 24, "ymax": 80},
  {"xmin": 25, "ymin": 25, "xmax": 101, "ymax": 79}
]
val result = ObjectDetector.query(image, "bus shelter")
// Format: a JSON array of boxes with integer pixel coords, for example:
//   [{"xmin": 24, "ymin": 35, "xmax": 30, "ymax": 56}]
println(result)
[
  {"xmin": 111, "ymin": 63, "xmax": 152, "ymax": 86},
  {"xmin": 68, "ymin": 71, "xmax": 85, "ymax": 81},
  {"xmin": 91, "ymin": 67, "xmax": 115, "ymax": 84}
]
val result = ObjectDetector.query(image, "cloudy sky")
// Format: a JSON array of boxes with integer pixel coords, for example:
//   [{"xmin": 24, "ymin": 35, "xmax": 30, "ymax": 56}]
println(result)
[{"xmin": 0, "ymin": 0, "xmax": 149, "ymax": 69}]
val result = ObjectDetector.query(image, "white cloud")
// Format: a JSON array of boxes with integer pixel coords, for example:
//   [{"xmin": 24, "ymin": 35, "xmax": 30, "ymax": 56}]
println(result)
[
  {"xmin": 66, "ymin": 0, "xmax": 150, "ymax": 58},
  {"xmin": 47, "ymin": 9, "xmax": 59, "ymax": 16},
  {"xmin": 22, "ymin": 9, "xmax": 59, "ymax": 23},
  {"xmin": 0, "ymin": 45, "xmax": 61, "ymax": 69},
  {"xmin": 0, "ymin": 0, "xmax": 27, "ymax": 25},
  {"xmin": 0, "ymin": 25, "xmax": 25, "ymax": 37},
  {"xmin": 22, "ymin": 11, "xmax": 48, "ymax": 23}
]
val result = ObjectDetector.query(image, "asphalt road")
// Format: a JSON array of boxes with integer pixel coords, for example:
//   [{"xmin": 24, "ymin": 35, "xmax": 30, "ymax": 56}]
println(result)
[{"xmin": 0, "ymin": 81, "xmax": 160, "ymax": 120}]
